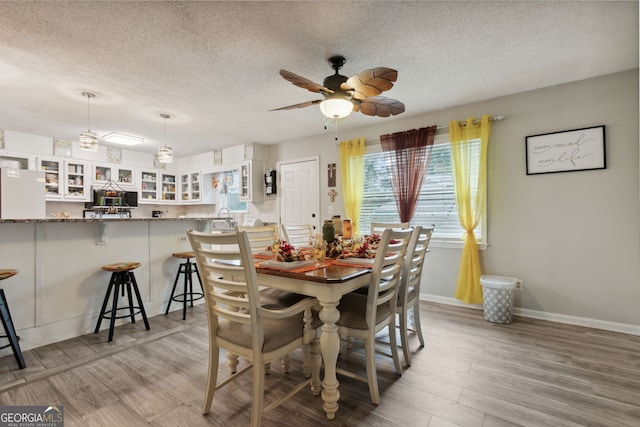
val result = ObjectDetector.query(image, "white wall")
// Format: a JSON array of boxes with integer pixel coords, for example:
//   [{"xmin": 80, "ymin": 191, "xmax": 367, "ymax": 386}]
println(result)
[
  {"xmin": 263, "ymin": 70, "xmax": 640, "ymax": 330},
  {"xmin": 2, "ymin": 70, "xmax": 637, "ymax": 331}
]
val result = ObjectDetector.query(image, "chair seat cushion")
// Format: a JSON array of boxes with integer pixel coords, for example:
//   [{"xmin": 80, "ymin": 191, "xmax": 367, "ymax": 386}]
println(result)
[
  {"xmin": 218, "ymin": 312, "xmax": 306, "ymax": 352},
  {"xmin": 260, "ymin": 288, "xmax": 309, "ymax": 307},
  {"xmin": 260, "ymin": 288, "xmax": 323, "ymax": 330},
  {"xmin": 336, "ymin": 293, "xmax": 392, "ymax": 330}
]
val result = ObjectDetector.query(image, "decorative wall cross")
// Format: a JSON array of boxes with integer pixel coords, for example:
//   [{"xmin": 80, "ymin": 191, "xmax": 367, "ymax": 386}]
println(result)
[{"xmin": 328, "ymin": 188, "xmax": 338, "ymax": 202}]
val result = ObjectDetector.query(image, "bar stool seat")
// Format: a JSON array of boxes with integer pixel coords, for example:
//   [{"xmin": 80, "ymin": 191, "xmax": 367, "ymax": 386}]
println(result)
[
  {"xmin": 94, "ymin": 262, "xmax": 150, "ymax": 342},
  {"xmin": 165, "ymin": 252, "xmax": 204, "ymax": 320},
  {"xmin": 0, "ymin": 269, "xmax": 26, "ymax": 369}
]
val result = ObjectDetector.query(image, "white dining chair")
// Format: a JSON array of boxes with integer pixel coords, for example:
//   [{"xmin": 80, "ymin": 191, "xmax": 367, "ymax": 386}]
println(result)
[
  {"xmin": 281, "ymin": 223, "xmax": 314, "ymax": 246},
  {"xmin": 237, "ymin": 224, "xmax": 280, "ymax": 253},
  {"xmin": 397, "ymin": 225, "xmax": 433, "ymax": 366},
  {"xmin": 370, "ymin": 221, "xmax": 409, "ymax": 234},
  {"xmin": 237, "ymin": 223, "xmax": 318, "ymax": 375},
  {"xmin": 187, "ymin": 229, "xmax": 319, "ymax": 426},
  {"xmin": 335, "ymin": 227, "xmax": 412, "ymax": 405}
]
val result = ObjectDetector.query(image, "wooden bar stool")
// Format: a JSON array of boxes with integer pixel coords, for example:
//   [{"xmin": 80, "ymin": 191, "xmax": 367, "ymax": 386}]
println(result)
[
  {"xmin": 0, "ymin": 269, "xmax": 26, "ymax": 369},
  {"xmin": 94, "ymin": 262, "xmax": 150, "ymax": 342},
  {"xmin": 165, "ymin": 252, "xmax": 203, "ymax": 320}
]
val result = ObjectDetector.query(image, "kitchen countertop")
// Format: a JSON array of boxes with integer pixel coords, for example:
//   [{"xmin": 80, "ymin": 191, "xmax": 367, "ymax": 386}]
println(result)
[{"xmin": 0, "ymin": 217, "xmax": 216, "ymax": 223}]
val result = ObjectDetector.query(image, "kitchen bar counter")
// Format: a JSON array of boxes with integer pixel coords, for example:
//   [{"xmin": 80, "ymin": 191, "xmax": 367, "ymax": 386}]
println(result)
[
  {"xmin": 0, "ymin": 218, "xmax": 212, "ymax": 356},
  {"xmin": 0, "ymin": 216, "xmax": 217, "ymax": 223}
]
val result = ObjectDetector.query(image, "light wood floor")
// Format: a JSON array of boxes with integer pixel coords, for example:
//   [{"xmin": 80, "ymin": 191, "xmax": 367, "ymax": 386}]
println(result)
[{"xmin": 1, "ymin": 302, "xmax": 639, "ymax": 426}]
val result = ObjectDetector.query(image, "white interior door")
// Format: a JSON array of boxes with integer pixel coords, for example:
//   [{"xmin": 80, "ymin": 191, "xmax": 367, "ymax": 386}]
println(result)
[{"xmin": 279, "ymin": 158, "xmax": 319, "ymax": 232}]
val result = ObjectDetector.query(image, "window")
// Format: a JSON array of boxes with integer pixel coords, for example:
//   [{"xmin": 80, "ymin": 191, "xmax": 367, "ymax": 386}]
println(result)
[
  {"xmin": 216, "ymin": 170, "xmax": 247, "ymax": 212},
  {"xmin": 360, "ymin": 135, "xmax": 485, "ymax": 245}
]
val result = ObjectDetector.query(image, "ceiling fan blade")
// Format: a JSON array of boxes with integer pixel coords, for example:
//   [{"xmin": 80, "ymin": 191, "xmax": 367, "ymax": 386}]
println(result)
[
  {"xmin": 270, "ymin": 99, "xmax": 322, "ymax": 111},
  {"xmin": 279, "ymin": 70, "xmax": 334, "ymax": 94},
  {"xmin": 357, "ymin": 96, "xmax": 405, "ymax": 117},
  {"xmin": 342, "ymin": 67, "xmax": 398, "ymax": 100}
]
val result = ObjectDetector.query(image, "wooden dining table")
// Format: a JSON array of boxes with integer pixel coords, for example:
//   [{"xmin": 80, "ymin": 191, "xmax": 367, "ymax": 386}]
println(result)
[{"xmin": 256, "ymin": 261, "xmax": 372, "ymax": 420}]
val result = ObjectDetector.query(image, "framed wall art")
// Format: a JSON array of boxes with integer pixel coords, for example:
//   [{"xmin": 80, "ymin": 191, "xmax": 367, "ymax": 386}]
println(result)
[
  {"xmin": 525, "ymin": 125, "xmax": 605, "ymax": 175},
  {"xmin": 107, "ymin": 147, "xmax": 122, "ymax": 164},
  {"xmin": 53, "ymin": 138, "xmax": 73, "ymax": 157}
]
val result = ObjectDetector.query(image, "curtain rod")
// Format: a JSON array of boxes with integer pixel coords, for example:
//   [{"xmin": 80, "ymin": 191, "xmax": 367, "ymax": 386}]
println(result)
[
  {"xmin": 435, "ymin": 114, "xmax": 505, "ymax": 134},
  {"xmin": 360, "ymin": 115, "xmax": 505, "ymax": 144}
]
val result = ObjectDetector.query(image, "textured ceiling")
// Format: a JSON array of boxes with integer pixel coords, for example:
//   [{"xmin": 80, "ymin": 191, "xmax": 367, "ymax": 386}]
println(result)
[{"xmin": 0, "ymin": 1, "xmax": 637, "ymax": 158}]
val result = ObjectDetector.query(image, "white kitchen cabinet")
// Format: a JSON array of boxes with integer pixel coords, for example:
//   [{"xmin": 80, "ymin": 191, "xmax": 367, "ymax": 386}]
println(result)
[
  {"xmin": 181, "ymin": 171, "xmax": 201, "ymax": 203},
  {"xmin": 64, "ymin": 160, "xmax": 90, "ymax": 201},
  {"xmin": 140, "ymin": 170, "xmax": 159, "ymax": 203},
  {"xmin": 139, "ymin": 170, "xmax": 178, "ymax": 203},
  {"xmin": 37, "ymin": 157, "xmax": 63, "ymax": 199},
  {"xmin": 1, "ymin": 151, "xmax": 34, "ymax": 170},
  {"xmin": 239, "ymin": 161, "xmax": 263, "ymax": 203},
  {"xmin": 160, "ymin": 173, "xmax": 178, "ymax": 202},
  {"xmin": 37, "ymin": 157, "xmax": 90, "ymax": 201},
  {"xmin": 93, "ymin": 164, "xmax": 136, "ymax": 188}
]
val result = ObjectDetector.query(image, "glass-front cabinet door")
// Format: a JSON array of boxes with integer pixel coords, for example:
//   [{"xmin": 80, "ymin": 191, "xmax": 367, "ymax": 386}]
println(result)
[
  {"xmin": 238, "ymin": 161, "xmax": 262, "ymax": 203},
  {"xmin": 37, "ymin": 157, "xmax": 90, "ymax": 201},
  {"xmin": 115, "ymin": 167, "xmax": 135, "ymax": 186},
  {"xmin": 140, "ymin": 170, "xmax": 159, "ymax": 202},
  {"xmin": 239, "ymin": 161, "xmax": 251, "ymax": 201},
  {"xmin": 93, "ymin": 164, "xmax": 135, "ymax": 187},
  {"xmin": 65, "ymin": 160, "xmax": 89, "ymax": 201},
  {"xmin": 191, "ymin": 172, "xmax": 201, "ymax": 201},
  {"xmin": 161, "ymin": 173, "xmax": 177, "ymax": 201},
  {"xmin": 37, "ymin": 157, "xmax": 63, "ymax": 199},
  {"xmin": 180, "ymin": 171, "xmax": 201, "ymax": 202}
]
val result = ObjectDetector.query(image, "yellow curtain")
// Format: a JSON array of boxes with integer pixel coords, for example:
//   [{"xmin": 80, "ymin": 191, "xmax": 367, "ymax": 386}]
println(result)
[
  {"xmin": 340, "ymin": 138, "xmax": 366, "ymax": 234},
  {"xmin": 449, "ymin": 115, "xmax": 491, "ymax": 304}
]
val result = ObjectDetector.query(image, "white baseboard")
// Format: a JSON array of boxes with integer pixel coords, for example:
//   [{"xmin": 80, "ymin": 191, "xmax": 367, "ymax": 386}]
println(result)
[{"xmin": 420, "ymin": 294, "xmax": 640, "ymax": 337}]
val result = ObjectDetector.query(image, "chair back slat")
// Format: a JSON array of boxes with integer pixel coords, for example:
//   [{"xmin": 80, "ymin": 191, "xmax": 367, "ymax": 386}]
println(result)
[
  {"xmin": 281, "ymin": 224, "xmax": 314, "ymax": 246},
  {"xmin": 237, "ymin": 225, "xmax": 280, "ymax": 253},
  {"xmin": 370, "ymin": 222, "xmax": 409, "ymax": 235}
]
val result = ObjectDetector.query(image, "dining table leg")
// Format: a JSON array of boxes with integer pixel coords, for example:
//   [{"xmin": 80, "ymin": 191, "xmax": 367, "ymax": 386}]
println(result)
[{"xmin": 318, "ymin": 299, "xmax": 341, "ymax": 420}]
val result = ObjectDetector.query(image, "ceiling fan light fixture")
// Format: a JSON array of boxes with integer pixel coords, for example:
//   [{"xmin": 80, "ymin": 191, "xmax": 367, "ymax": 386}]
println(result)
[
  {"xmin": 275, "ymin": 56, "xmax": 404, "ymax": 119},
  {"xmin": 319, "ymin": 97, "xmax": 353, "ymax": 119}
]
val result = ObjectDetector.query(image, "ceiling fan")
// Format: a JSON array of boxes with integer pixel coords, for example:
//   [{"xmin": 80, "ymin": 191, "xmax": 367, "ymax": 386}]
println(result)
[{"xmin": 272, "ymin": 55, "xmax": 405, "ymax": 119}]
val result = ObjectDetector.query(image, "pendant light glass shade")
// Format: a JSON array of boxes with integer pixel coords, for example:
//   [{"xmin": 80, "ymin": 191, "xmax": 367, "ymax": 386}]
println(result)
[
  {"xmin": 158, "ymin": 113, "xmax": 173, "ymax": 163},
  {"xmin": 319, "ymin": 97, "xmax": 353, "ymax": 119},
  {"xmin": 79, "ymin": 131, "xmax": 98, "ymax": 151},
  {"xmin": 158, "ymin": 145, "xmax": 173, "ymax": 163},
  {"xmin": 80, "ymin": 91, "xmax": 98, "ymax": 151}
]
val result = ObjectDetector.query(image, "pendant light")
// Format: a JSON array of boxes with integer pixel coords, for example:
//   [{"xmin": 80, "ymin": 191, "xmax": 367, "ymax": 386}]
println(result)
[
  {"xmin": 158, "ymin": 113, "xmax": 173, "ymax": 163},
  {"xmin": 80, "ymin": 91, "xmax": 98, "ymax": 151}
]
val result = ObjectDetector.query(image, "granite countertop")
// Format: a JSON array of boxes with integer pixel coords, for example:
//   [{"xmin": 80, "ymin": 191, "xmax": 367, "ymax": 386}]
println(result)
[{"xmin": 0, "ymin": 217, "xmax": 215, "ymax": 224}]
